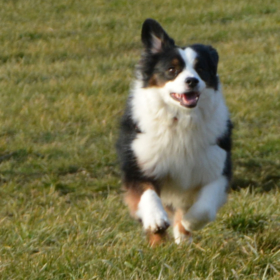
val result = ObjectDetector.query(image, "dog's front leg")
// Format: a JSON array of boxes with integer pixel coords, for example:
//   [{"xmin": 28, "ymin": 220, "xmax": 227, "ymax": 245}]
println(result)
[
  {"xmin": 181, "ymin": 176, "xmax": 229, "ymax": 235},
  {"xmin": 124, "ymin": 182, "xmax": 170, "ymax": 246},
  {"xmin": 173, "ymin": 209, "xmax": 192, "ymax": 244}
]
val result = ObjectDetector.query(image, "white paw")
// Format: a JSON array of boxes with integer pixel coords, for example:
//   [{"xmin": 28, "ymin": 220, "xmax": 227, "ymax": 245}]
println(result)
[
  {"xmin": 142, "ymin": 209, "xmax": 170, "ymax": 232},
  {"xmin": 136, "ymin": 189, "xmax": 170, "ymax": 233},
  {"xmin": 173, "ymin": 224, "xmax": 192, "ymax": 244},
  {"xmin": 182, "ymin": 205, "xmax": 216, "ymax": 231},
  {"xmin": 174, "ymin": 233, "xmax": 193, "ymax": 245}
]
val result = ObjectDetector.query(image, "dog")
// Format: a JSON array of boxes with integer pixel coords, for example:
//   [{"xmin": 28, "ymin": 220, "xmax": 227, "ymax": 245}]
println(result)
[{"xmin": 116, "ymin": 19, "xmax": 232, "ymax": 246}]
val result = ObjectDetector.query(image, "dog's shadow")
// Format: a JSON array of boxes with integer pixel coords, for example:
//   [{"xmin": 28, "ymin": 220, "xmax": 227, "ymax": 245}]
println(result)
[{"xmin": 232, "ymin": 158, "xmax": 280, "ymax": 192}]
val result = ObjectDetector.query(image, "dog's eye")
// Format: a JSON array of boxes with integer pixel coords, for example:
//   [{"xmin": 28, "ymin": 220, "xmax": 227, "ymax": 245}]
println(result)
[
  {"xmin": 168, "ymin": 67, "xmax": 177, "ymax": 76},
  {"xmin": 195, "ymin": 64, "xmax": 206, "ymax": 74}
]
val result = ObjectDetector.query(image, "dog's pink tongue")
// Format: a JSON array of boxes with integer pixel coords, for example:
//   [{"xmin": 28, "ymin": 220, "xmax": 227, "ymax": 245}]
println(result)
[{"xmin": 181, "ymin": 92, "xmax": 199, "ymax": 107}]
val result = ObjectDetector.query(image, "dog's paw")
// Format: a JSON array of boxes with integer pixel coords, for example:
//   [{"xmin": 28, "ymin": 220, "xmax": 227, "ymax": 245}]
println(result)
[
  {"xmin": 137, "ymin": 189, "xmax": 170, "ymax": 233},
  {"xmin": 173, "ymin": 223, "xmax": 192, "ymax": 244},
  {"xmin": 143, "ymin": 211, "xmax": 170, "ymax": 233}
]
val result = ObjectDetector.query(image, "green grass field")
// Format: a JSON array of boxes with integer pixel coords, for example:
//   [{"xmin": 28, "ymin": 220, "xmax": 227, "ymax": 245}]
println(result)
[{"xmin": 0, "ymin": 0, "xmax": 279, "ymax": 279}]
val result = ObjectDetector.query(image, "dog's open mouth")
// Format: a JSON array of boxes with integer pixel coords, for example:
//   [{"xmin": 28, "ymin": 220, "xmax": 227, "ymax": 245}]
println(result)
[{"xmin": 170, "ymin": 91, "xmax": 200, "ymax": 108}]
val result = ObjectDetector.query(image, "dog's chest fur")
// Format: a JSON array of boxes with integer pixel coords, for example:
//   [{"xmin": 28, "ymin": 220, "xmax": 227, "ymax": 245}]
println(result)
[{"xmin": 131, "ymin": 85, "xmax": 228, "ymax": 192}]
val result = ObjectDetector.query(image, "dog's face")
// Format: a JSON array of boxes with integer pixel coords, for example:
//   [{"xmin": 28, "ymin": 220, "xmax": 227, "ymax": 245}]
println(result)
[{"xmin": 139, "ymin": 19, "xmax": 219, "ymax": 109}]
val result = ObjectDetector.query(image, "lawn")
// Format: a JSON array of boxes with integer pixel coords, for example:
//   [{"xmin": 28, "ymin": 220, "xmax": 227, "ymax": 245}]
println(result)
[{"xmin": 0, "ymin": 0, "xmax": 279, "ymax": 279}]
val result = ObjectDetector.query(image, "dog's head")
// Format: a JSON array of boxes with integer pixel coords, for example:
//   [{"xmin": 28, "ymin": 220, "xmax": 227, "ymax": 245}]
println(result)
[{"xmin": 138, "ymin": 19, "xmax": 219, "ymax": 109}]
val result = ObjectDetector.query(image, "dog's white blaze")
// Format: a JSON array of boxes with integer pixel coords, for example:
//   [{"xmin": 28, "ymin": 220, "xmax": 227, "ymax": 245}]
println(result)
[
  {"xmin": 165, "ymin": 48, "xmax": 206, "ymax": 96},
  {"xmin": 182, "ymin": 48, "xmax": 207, "ymax": 91},
  {"xmin": 181, "ymin": 47, "xmax": 197, "ymax": 66},
  {"xmin": 136, "ymin": 189, "xmax": 169, "ymax": 232}
]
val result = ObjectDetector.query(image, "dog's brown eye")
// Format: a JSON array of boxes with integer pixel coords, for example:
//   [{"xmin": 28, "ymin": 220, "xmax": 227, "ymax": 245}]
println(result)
[
  {"xmin": 168, "ymin": 67, "xmax": 176, "ymax": 76},
  {"xmin": 196, "ymin": 67, "xmax": 204, "ymax": 73}
]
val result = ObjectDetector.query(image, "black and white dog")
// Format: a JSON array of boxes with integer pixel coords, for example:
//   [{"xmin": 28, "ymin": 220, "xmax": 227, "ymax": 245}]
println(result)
[{"xmin": 116, "ymin": 19, "xmax": 232, "ymax": 245}]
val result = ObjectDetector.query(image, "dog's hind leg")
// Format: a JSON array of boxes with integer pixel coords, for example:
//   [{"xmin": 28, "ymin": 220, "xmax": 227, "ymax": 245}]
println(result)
[{"xmin": 124, "ymin": 182, "xmax": 170, "ymax": 246}]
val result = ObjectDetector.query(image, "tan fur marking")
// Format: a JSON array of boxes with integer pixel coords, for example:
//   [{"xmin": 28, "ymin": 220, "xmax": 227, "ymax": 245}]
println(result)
[
  {"xmin": 171, "ymin": 58, "xmax": 180, "ymax": 66},
  {"xmin": 124, "ymin": 188, "xmax": 141, "ymax": 218},
  {"xmin": 147, "ymin": 230, "xmax": 168, "ymax": 247},
  {"xmin": 123, "ymin": 182, "xmax": 156, "ymax": 218},
  {"xmin": 174, "ymin": 209, "xmax": 191, "ymax": 236},
  {"xmin": 147, "ymin": 57, "xmax": 183, "ymax": 88},
  {"xmin": 148, "ymin": 73, "xmax": 165, "ymax": 87}
]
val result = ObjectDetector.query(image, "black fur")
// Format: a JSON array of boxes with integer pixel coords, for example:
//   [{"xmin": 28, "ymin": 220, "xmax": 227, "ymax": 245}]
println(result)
[
  {"xmin": 138, "ymin": 19, "xmax": 180, "ymax": 87},
  {"xmin": 139, "ymin": 49, "xmax": 186, "ymax": 87},
  {"xmin": 217, "ymin": 120, "xmax": 233, "ymax": 182},
  {"xmin": 190, "ymin": 44, "xmax": 219, "ymax": 90},
  {"xmin": 116, "ymin": 98, "xmax": 155, "ymax": 184},
  {"xmin": 141, "ymin": 18, "xmax": 175, "ymax": 52}
]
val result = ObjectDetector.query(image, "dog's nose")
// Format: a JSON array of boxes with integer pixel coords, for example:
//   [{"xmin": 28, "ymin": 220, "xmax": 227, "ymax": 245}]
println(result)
[{"xmin": 185, "ymin": 77, "xmax": 199, "ymax": 88}]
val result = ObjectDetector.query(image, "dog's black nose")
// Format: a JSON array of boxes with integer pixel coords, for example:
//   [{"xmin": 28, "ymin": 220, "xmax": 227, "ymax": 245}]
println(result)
[{"xmin": 185, "ymin": 77, "xmax": 199, "ymax": 88}]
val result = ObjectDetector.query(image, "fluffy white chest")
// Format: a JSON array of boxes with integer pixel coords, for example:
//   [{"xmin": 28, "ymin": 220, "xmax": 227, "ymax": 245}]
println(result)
[
  {"xmin": 133, "ymin": 118, "xmax": 225, "ymax": 188},
  {"xmin": 131, "ymin": 87, "xmax": 228, "ymax": 190}
]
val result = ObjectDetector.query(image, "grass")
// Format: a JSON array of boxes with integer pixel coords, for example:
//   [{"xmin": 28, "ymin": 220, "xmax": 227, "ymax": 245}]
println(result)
[{"xmin": 0, "ymin": 0, "xmax": 279, "ymax": 279}]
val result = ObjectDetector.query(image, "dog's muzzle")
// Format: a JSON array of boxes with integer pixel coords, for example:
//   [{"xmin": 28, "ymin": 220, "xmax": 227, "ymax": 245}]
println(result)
[{"xmin": 170, "ymin": 91, "xmax": 200, "ymax": 108}]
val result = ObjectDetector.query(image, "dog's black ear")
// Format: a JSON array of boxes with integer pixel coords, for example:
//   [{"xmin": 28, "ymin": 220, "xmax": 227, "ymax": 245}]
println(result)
[
  {"xmin": 207, "ymin": 45, "xmax": 219, "ymax": 73},
  {"xmin": 141, "ymin": 19, "xmax": 175, "ymax": 53}
]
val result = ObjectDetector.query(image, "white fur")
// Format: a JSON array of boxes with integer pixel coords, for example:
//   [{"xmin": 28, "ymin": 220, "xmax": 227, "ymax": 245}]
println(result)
[
  {"xmin": 173, "ymin": 224, "xmax": 193, "ymax": 244},
  {"xmin": 131, "ymin": 47, "xmax": 229, "ymax": 237},
  {"xmin": 173, "ymin": 224, "xmax": 184, "ymax": 244},
  {"xmin": 136, "ymin": 189, "xmax": 169, "ymax": 232},
  {"xmin": 182, "ymin": 176, "xmax": 228, "ymax": 231}
]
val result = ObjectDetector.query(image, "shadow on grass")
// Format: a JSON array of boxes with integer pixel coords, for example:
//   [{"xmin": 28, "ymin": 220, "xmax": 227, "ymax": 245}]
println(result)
[
  {"xmin": 1, "ymin": 149, "xmax": 279, "ymax": 194},
  {"xmin": 232, "ymin": 158, "xmax": 280, "ymax": 192}
]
